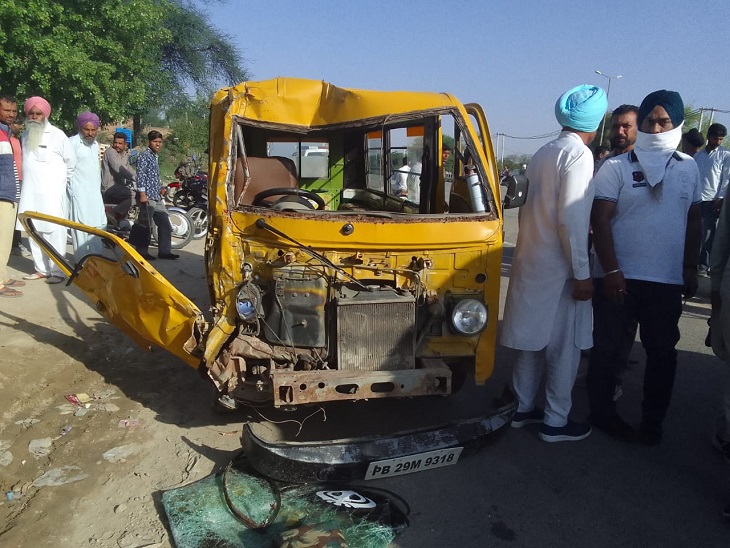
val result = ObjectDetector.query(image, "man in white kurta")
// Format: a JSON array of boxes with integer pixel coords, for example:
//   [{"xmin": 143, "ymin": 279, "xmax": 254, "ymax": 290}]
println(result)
[
  {"xmin": 68, "ymin": 111, "xmax": 106, "ymax": 261},
  {"xmin": 500, "ymin": 84, "xmax": 607, "ymax": 442},
  {"xmin": 18, "ymin": 96, "xmax": 75, "ymax": 281}
]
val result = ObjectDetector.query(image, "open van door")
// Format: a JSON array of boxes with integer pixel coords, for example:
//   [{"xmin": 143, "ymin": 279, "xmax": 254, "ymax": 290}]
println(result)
[{"xmin": 18, "ymin": 212, "xmax": 204, "ymax": 368}]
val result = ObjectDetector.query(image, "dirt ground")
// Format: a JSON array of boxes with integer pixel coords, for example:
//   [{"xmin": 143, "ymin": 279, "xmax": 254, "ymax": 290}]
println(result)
[{"xmin": 0, "ymin": 236, "xmax": 251, "ymax": 547}]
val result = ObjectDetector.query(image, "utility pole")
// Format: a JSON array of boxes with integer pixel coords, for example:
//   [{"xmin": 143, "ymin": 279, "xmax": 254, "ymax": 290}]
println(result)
[{"xmin": 595, "ymin": 70, "xmax": 622, "ymax": 146}]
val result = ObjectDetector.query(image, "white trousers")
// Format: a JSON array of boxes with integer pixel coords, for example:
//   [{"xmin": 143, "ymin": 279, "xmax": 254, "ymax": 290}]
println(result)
[
  {"xmin": 28, "ymin": 226, "xmax": 67, "ymax": 277},
  {"xmin": 512, "ymin": 281, "xmax": 582, "ymax": 427}
]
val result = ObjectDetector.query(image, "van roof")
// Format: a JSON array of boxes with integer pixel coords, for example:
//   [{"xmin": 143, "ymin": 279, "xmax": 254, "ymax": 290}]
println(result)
[{"xmin": 211, "ymin": 77, "xmax": 466, "ymax": 127}]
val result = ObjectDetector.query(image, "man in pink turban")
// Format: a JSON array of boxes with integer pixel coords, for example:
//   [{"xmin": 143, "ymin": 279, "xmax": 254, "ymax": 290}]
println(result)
[
  {"xmin": 17, "ymin": 96, "xmax": 76, "ymax": 283},
  {"xmin": 68, "ymin": 111, "xmax": 106, "ymax": 260}
]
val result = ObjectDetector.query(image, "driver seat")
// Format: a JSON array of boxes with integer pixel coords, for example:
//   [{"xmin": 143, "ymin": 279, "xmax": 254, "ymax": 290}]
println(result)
[{"xmin": 234, "ymin": 156, "xmax": 298, "ymax": 205}]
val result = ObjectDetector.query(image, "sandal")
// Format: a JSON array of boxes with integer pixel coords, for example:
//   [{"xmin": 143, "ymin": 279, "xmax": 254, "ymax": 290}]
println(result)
[
  {"xmin": 0, "ymin": 286, "xmax": 22, "ymax": 298},
  {"xmin": 4, "ymin": 279, "xmax": 26, "ymax": 288},
  {"xmin": 45, "ymin": 275, "xmax": 65, "ymax": 285},
  {"xmin": 22, "ymin": 272, "xmax": 48, "ymax": 281}
]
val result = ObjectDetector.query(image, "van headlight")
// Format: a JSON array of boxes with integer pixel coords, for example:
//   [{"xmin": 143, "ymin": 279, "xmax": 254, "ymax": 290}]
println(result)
[
  {"xmin": 451, "ymin": 299, "xmax": 487, "ymax": 335},
  {"xmin": 236, "ymin": 283, "xmax": 261, "ymax": 323}
]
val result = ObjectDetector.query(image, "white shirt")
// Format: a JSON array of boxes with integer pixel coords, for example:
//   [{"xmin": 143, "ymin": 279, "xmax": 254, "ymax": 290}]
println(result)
[
  {"xmin": 695, "ymin": 145, "xmax": 730, "ymax": 200},
  {"xmin": 18, "ymin": 122, "xmax": 76, "ymax": 233},
  {"xmin": 500, "ymin": 131, "xmax": 594, "ymax": 350},
  {"xmin": 593, "ymin": 150, "xmax": 701, "ymax": 285},
  {"xmin": 69, "ymin": 134, "xmax": 106, "ymax": 228},
  {"xmin": 391, "ymin": 164, "xmax": 410, "ymax": 196}
]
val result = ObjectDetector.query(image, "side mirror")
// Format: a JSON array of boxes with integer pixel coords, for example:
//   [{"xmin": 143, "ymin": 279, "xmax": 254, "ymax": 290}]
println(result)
[{"xmin": 502, "ymin": 174, "xmax": 528, "ymax": 209}]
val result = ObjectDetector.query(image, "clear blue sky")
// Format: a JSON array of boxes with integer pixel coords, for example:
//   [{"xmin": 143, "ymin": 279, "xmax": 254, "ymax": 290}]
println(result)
[{"xmin": 206, "ymin": 0, "xmax": 730, "ymax": 156}]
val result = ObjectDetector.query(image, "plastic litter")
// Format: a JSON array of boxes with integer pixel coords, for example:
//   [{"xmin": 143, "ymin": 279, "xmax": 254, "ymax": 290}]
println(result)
[
  {"xmin": 118, "ymin": 419, "xmax": 141, "ymax": 428},
  {"xmin": 65, "ymin": 394, "xmax": 92, "ymax": 408}
]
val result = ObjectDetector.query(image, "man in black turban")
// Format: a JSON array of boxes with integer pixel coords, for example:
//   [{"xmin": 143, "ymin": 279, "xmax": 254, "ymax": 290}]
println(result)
[{"xmin": 587, "ymin": 89, "xmax": 702, "ymax": 446}]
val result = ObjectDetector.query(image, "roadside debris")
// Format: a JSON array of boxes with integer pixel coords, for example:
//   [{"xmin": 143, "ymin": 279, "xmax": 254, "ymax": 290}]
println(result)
[
  {"xmin": 103, "ymin": 444, "xmax": 142, "ymax": 463},
  {"xmin": 0, "ymin": 440, "xmax": 12, "ymax": 467},
  {"xmin": 32, "ymin": 466, "xmax": 89, "ymax": 487},
  {"xmin": 162, "ymin": 453, "xmax": 409, "ymax": 547},
  {"xmin": 118, "ymin": 419, "xmax": 141, "ymax": 428},
  {"xmin": 28, "ymin": 437, "xmax": 53, "ymax": 459}
]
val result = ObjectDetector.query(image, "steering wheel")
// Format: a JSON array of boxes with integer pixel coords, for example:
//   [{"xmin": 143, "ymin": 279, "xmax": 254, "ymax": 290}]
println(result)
[{"xmin": 252, "ymin": 188, "xmax": 326, "ymax": 210}]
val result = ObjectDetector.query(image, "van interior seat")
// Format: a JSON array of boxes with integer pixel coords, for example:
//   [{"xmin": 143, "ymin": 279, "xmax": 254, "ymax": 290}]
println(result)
[{"xmin": 234, "ymin": 156, "xmax": 298, "ymax": 205}]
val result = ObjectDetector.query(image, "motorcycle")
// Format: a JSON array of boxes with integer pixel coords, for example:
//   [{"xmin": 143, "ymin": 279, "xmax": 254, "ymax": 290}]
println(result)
[
  {"xmin": 172, "ymin": 158, "xmax": 209, "ymax": 239},
  {"xmin": 104, "ymin": 202, "xmax": 195, "ymax": 250}
]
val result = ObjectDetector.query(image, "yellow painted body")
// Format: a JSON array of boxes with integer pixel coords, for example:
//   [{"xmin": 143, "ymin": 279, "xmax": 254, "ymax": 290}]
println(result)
[
  {"xmin": 20, "ymin": 77, "xmax": 507, "ymax": 401},
  {"xmin": 206, "ymin": 78, "xmax": 505, "ymax": 384}
]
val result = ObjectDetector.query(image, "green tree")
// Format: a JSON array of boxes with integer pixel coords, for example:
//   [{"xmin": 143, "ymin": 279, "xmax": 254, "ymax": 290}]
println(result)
[
  {"xmin": 132, "ymin": 0, "xmax": 250, "ymax": 144},
  {"xmin": 0, "ymin": 0, "xmax": 167, "ymax": 132},
  {"xmin": 0, "ymin": 0, "xmax": 248, "ymax": 140}
]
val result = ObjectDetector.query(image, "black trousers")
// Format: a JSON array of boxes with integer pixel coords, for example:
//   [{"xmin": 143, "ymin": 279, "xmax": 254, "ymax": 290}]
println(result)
[{"xmin": 587, "ymin": 278, "xmax": 683, "ymax": 431}]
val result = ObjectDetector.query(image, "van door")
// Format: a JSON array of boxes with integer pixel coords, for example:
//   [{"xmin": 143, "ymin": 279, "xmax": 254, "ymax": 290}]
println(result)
[{"xmin": 18, "ymin": 212, "xmax": 204, "ymax": 368}]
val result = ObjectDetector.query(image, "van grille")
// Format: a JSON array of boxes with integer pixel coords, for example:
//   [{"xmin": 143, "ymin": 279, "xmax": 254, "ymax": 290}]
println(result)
[{"xmin": 336, "ymin": 292, "xmax": 415, "ymax": 371}]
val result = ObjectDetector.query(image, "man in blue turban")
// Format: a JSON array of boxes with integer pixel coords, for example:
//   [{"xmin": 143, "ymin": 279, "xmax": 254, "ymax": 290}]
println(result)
[
  {"xmin": 588, "ymin": 89, "xmax": 701, "ymax": 445},
  {"xmin": 501, "ymin": 84, "xmax": 607, "ymax": 443}
]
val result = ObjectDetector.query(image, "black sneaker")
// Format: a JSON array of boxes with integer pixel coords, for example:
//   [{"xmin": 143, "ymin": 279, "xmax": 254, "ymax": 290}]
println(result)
[
  {"xmin": 539, "ymin": 421, "xmax": 591, "ymax": 443},
  {"xmin": 713, "ymin": 434, "xmax": 730, "ymax": 464},
  {"xmin": 511, "ymin": 408, "xmax": 544, "ymax": 429},
  {"xmin": 139, "ymin": 253, "xmax": 156, "ymax": 261},
  {"xmin": 158, "ymin": 253, "xmax": 180, "ymax": 260},
  {"xmin": 590, "ymin": 414, "xmax": 637, "ymax": 442}
]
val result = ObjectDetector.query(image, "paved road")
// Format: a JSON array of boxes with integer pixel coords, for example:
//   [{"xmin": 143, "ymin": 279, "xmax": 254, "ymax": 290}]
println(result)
[{"xmin": 387, "ymin": 207, "xmax": 730, "ymax": 547}]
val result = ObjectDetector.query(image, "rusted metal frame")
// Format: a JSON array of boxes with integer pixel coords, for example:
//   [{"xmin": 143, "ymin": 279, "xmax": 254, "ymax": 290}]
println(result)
[{"xmin": 270, "ymin": 360, "xmax": 452, "ymax": 406}]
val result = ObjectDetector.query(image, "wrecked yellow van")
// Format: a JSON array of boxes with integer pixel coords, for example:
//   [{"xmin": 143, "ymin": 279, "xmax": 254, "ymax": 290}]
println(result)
[{"xmin": 21, "ymin": 78, "xmax": 525, "ymax": 413}]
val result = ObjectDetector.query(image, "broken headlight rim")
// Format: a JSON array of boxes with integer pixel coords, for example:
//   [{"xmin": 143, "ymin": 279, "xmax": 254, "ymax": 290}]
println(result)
[
  {"xmin": 236, "ymin": 283, "xmax": 261, "ymax": 322},
  {"xmin": 450, "ymin": 298, "xmax": 487, "ymax": 335}
]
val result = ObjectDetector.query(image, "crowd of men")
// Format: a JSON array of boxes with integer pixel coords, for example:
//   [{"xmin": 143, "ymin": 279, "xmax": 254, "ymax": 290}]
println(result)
[
  {"xmin": 500, "ymin": 84, "xmax": 730, "ymax": 514},
  {"xmin": 0, "ymin": 94, "xmax": 179, "ymax": 299}
]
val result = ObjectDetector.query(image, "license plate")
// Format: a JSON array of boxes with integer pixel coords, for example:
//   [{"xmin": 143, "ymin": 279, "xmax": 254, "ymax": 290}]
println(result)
[{"xmin": 364, "ymin": 447, "xmax": 463, "ymax": 480}]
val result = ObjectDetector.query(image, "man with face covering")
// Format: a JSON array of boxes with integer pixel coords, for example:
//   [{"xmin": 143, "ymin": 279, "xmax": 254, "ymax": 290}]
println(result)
[
  {"xmin": 17, "ymin": 96, "xmax": 76, "ymax": 283},
  {"xmin": 68, "ymin": 111, "xmax": 107, "ymax": 260},
  {"xmin": 588, "ymin": 90, "xmax": 702, "ymax": 445},
  {"xmin": 501, "ymin": 84, "xmax": 607, "ymax": 442}
]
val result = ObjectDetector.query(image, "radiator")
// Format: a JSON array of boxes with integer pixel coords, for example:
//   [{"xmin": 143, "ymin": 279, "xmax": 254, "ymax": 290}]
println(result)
[{"xmin": 336, "ymin": 291, "xmax": 415, "ymax": 371}]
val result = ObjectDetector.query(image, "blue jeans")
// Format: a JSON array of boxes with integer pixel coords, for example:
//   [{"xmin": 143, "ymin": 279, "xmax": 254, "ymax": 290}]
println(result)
[
  {"xmin": 700, "ymin": 201, "xmax": 719, "ymax": 270},
  {"xmin": 587, "ymin": 278, "xmax": 682, "ymax": 431}
]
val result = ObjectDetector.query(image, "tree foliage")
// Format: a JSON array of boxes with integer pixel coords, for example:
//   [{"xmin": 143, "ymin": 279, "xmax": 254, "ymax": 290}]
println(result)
[
  {"xmin": 0, "ymin": 0, "xmax": 167, "ymax": 131},
  {"xmin": 0, "ymin": 0, "xmax": 248, "ymax": 138}
]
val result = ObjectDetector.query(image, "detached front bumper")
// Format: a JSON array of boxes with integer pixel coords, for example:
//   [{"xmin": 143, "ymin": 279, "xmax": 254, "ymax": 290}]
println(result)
[{"xmin": 241, "ymin": 387, "xmax": 516, "ymax": 483}]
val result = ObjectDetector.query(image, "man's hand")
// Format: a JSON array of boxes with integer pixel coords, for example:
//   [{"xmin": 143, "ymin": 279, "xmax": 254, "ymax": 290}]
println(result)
[
  {"xmin": 714, "ymin": 198, "xmax": 724, "ymax": 217},
  {"xmin": 602, "ymin": 270, "xmax": 627, "ymax": 304},
  {"xmin": 572, "ymin": 278, "xmax": 593, "ymax": 301},
  {"xmin": 683, "ymin": 267, "xmax": 699, "ymax": 299},
  {"xmin": 138, "ymin": 191, "xmax": 148, "ymax": 204}
]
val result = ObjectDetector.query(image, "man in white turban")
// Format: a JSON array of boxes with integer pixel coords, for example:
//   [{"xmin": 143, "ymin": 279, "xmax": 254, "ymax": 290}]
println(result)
[
  {"xmin": 68, "ymin": 111, "xmax": 106, "ymax": 260},
  {"xmin": 18, "ymin": 96, "xmax": 76, "ymax": 283},
  {"xmin": 501, "ymin": 84, "xmax": 607, "ymax": 443}
]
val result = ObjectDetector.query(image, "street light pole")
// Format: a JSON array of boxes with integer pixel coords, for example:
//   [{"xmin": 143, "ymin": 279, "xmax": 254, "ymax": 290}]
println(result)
[{"xmin": 595, "ymin": 70, "xmax": 622, "ymax": 146}]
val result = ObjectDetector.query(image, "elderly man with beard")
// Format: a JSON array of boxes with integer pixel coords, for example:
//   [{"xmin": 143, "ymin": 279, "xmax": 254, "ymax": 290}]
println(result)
[
  {"xmin": 500, "ymin": 84, "xmax": 607, "ymax": 443},
  {"xmin": 17, "ymin": 96, "xmax": 76, "ymax": 283},
  {"xmin": 588, "ymin": 90, "xmax": 702, "ymax": 445},
  {"xmin": 68, "ymin": 111, "xmax": 106, "ymax": 260}
]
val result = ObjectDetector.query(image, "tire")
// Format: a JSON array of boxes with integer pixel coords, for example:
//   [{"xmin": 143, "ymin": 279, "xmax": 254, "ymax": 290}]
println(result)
[
  {"xmin": 173, "ymin": 191, "xmax": 195, "ymax": 209},
  {"xmin": 152, "ymin": 208, "xmax": 194, "ymax": 249},
  {"xmin": 188, "ymin": 207, "xmax": 208, "ymax": 239}
]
